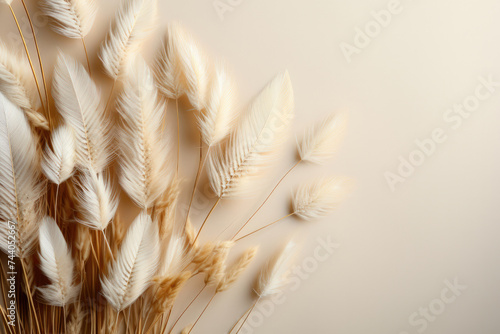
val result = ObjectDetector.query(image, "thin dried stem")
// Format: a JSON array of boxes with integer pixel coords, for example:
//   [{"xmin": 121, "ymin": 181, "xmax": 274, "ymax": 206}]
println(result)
[
  {"xmin": 21, "ymin": 259, "xmax": 41, "ymax": 334},
  {"xmin": 167, "ymin": 284, "xmax": 206, "ymax": 334},
  {"xmin": 187, "ymin": 293, "xmax": 216, "ymax": 334},
  {"xmin": 19, "ymin": 0, "xmax": 50, "ymax": 122},
  {"xmin": 233, "ymin": 299, "xmax": 259, "ymax": 334},
  {"xmin": 8, "ymin": 5, "xmax": 46, "ymax": 113},
  {"xmin": 184, "ymin": 140, "xmax": 211, "ymax": 229},
  {"xmin": 231, "ymin": 160, "xmax": 301, "ymax": 240},
  {"xmin": 234, "ymin": 213, "xmax": 295, "ymax": 243},
  {"xmin": 81, "ymin": 38, "xmax": 92, "ymax": 76},
  {"xmin": 176, "ymin": 98, "xmax": 180, "ymax": 174},
  {"xmin": 193, "ymin": 197, "xmax": 221, "ymax": 245}
]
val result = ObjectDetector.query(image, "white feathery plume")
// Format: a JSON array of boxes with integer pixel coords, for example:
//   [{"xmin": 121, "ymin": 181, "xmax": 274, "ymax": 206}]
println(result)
[
  {"xmin": 199, "ymin": 61, "xmax": 237, "ymax": 147},
  {"xmin": 298, "ymin": 112, "xmax": 348, "ymax": 164},
  {"xmin": 42, "ymin": 125, "xmax": 76, "ymax": 185},
  {"xmin": 154, "ymin": 22, "xmax": 185, "ymax": 100},
  {"xmin": 175, "ymin": 24, "xmax": 210, "ymax": 111},
  {"xmin": 99, "ymin": 0, "xmax": 157, "ymax": 80},
  {"xmin": 0, "ymin": 0, "xmax": 13, "ymax": 5},
  {"xmin": 0, "ymin": 41, "xmax": 47, "ymax": 130},
  {"xmin": 292, "ymin": 177, "xmax": 353, "ymax": 221},
  {"xmin": 53, "ymin": 52, "xmax": 112, "ymax": 173},
  {"xmin": 207, "ymin": 71, "xmax": 294, "ymax": 198},
  {"xmin": 75, "ymin": 171, "xmax": 118, "ymax": 230},
  {"xmin": 38, "ymin": 216, "xmax": 80, "ymax": 306},
  {"xmin": 101, "ymin": 212, "xmax": 159, "ymax": 311},
  {"xmin": 40, "ymin": 0, "xmax": 97, "ymax": 39},
  {"xmin": 255, "ymin": 240, "xmax": 296, "ymax": 298},
  {"xmin": 157, "ymin": 232, "xmax": 189, "ymax": 277},
  {"xmin": 0, "ymin": 93, "xmax": 43, "ymax": 258},
  {"xmin": 117, "ymin": 57, "xmax": 172, "ymax": 209}
]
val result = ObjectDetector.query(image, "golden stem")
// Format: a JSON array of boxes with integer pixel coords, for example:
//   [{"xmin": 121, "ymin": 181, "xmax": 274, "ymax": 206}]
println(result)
[
  {"xmin": 233, "ymin": 299, "xmax": 259, "ymax": 334},
  {"xmin": 175, "ymin": 98, "xmax": 180, "ymax": 175},
  {"xmin": 21, "ymin": 259, "xmax": 41, "ymax": 334},
  {"xmin": 81, "ymin": 38, "xmax": 92, "ymax": 76},
  {"xmin": 19, "ymin": 0, "xmax": 51, "ymax": 125},
  {"xmin": 167, "ymin": 284, "xmax": 206, "ymax": 334},
  {"xmin": 187, "ymin": 293, "xmax": 216, "ymax": 334},
  {"xmin": 231, "ymin": 160, "xmax": 301, "ymax": 240},
  {"xmin": 193, "ymin": 197, "xmax": 221, "ymax": 245},
  {"xmin": 104, "ymin": 80, "xmax": 116, "ymax": 112},
  {"xmin": 184, "ymin": 141, "xmax": 211, "ymax": 229},
  {"xmin": 8, "ymin": 5, "xmax": 45, "ymax": 113},
  {"xmin": 234, "ymin": 213, "xmax": 295, "ymax": 243}
]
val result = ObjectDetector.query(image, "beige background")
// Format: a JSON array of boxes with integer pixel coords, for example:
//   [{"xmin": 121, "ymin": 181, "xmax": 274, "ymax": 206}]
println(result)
[{"xmin": 2, "ymin": 0, "xmax": 500, "ymax": 333}]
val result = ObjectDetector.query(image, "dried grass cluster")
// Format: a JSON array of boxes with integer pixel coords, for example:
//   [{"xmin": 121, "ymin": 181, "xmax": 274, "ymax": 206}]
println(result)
[{"xmin": 0, "ymin": 0, "xmax": 352, "ymax": 333}]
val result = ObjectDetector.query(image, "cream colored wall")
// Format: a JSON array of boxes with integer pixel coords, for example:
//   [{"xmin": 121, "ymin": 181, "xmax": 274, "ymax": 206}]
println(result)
[{"xmin": 1, "ymin": 0, "xmax": 499, "ymax": 333}]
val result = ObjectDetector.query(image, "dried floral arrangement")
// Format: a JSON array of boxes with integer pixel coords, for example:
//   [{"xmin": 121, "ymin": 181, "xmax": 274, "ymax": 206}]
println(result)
[{"xmin": 0, "ymin": 0, "xmax": 352, "ymax": 333}]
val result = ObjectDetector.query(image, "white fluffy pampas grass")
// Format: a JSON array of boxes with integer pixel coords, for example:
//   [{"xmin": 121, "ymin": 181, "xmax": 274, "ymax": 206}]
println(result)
[
  {"xmin": 100, "ymin": 0, "xmax": 157, "ymax": 80},
  {"xmin": 0, "ymin": 41, "xmax": 47, "ymax": 130},
  {"xmin": 41, "ymin": 0, "xmax": 97, "ymax": 39},
  {"xmin": 255, "ymin": 240, "xmax": 296, "ymax": 298},
  {"xmin": 292, "ymin": 177, "xmax": 354, "ymax": 221},
  {"xmin": 207, "ymin": 71, "xmax": 294, "ymax": 198},
  {"xmin": 42, "ymin": 125, "xmax": 76, "ymax": 185},
  {"xmin": 52, "ymin": 52, "xmax": 112, "ymax": 173},
  {"xmin": 298, "ymin": 111, "xmax": 348, "ymax": 164},
  {"xmin": 199, "ymin": 62, "xmax": 237, "ymax": 147},
  {"xmin": 101, "ymin": 212, "xmax": 159, "ymax": 311},
  {"xmin": 38, "ymin": 217, "xmax": 79, "ymax": 306},
  {"xmin": 117, "ymin": 57, "xmax": 172, "ymax": 209},
  {"xmin": 0, "ymin": 93, "xmax": 43, "ymax": 258}
]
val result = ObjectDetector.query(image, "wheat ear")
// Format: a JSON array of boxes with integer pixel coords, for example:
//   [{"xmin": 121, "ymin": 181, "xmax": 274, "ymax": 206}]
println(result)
[{"xmin": 217, "ymin": 246, "xmax": 258, "ymax": 293}]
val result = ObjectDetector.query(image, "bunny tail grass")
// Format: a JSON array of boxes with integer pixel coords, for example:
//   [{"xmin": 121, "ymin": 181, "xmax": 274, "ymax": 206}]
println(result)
[
  {"xmin": 100, "ymin": 0, "xmax": 157, "ymax": 80},
  {"xmin": 0, "ymin": 93, "xmax": 43, "ymax": 258},
  {"xmin": 75, "ymin": 171, "xmax": 119, "ymax": 231},
  {"xmin": 101, "ymin": 212, "xmax": 159, "ymax": 311},
  {"xmin": 42, "ymin": 125, "xmax": 76, "ymax": 185},
  {"xmin": 298, "ymin": 111, "xmax": 348, "ymax": 164},
  {"xmin": 292, "ymin": 176, "xmax": 354, "ymax": 221},
  {"xmin": 117, "ymin": 57, "xmax": 173, "ymax": 209},
  {"xmin": 38, "ymin": 216, "xmax": 80, "ymax": 306},
  {"xmin": 199, "ymin": 61, "xmax": 237, "ymax": 147},
  {"xmin": 255, "ymin": 240, "xmax": 296, "ymax": 298},
  {"xmin": 41, "ymin": 0, "xmax": 97, "ymax": 39},
  {"xmin": 207, "ymin": 71, "xmax": 294, "ymax": 198},
  {"xmin": 53, "ymin": 52, "xmax": 112, "ymax": 173},
  {"xmin": 0, "ymin": 40, "xmax": 48, "ymax": 130}
]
